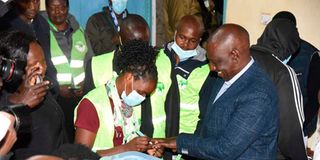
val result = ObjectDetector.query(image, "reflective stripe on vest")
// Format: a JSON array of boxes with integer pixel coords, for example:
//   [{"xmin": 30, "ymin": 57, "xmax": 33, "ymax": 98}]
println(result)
[
  {"xmin": 57, "ymin": 73, "xmax": 72, "ymax": 83},
  {"xmin": 177, "ymin": 64, "xmax": 210, "ymax": 134},
  {"xmin": 50, "ymin": 28, "xmax": 87, "ymax": 85},
  {"xmin": 51, "ymin": 56, "xmax": 68, "ymax": 65},
  {"xmin": 91, "ymin": 52, "xmax": 114, "ymax": 87},
  {"xmin": 74, "ymin": 72, "xmax": 85, "ymax": 86},
  {"xmin": 70, "ymin": 60, "xmax": 84, "ymax": 68},
  {"xmin": 74, "ymin": 85, "xmax": 141, "ymax": 151}
]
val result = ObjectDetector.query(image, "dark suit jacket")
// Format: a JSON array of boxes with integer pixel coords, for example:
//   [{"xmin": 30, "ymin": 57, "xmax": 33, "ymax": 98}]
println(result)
[{"xmin": 176, "ymin": 62, "xmax": 279, "ymax": 160}]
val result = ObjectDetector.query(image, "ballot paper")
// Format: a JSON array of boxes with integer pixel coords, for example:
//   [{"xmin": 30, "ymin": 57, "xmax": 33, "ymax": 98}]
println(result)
[
  {"xmin": 0, "ymin": 115, "xmax": 10, "ymax": 141},
  {"xmin": 100, "ymin": 151, "xmax": 160, "ymax": 160}
]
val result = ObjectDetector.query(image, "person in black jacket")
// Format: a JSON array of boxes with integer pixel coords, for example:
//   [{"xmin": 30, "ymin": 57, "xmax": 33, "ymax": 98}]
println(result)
[
  {"xmin": 0, "ymin": 31, "xmax": 67, "ymax": 159},
  {"xmin": 272, "ymin": 11, "xmax": 320, "ymax": 137},
  {"xmin": 0, "ymin": 0, "xmax": 59, "ymax": 98},
  {"xmin": 251, "ymin": 18, "xmax": 307, "ymax": 160},
  {"xmin": 85, "ymin": 0, "xmax": 129, "ymax": 55}
]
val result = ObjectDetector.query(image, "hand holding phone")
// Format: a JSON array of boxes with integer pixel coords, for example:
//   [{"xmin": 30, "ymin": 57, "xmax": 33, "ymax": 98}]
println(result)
[{"xmin": 35, "ymin": 74, "xmax": 43, "ymax": 84}]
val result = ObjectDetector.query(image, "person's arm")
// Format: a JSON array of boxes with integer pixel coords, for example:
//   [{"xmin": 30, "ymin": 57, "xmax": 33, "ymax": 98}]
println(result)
[
  {"xmin": 174, "ymin": 92, "xmax": 277, "ymax": 159},
  {"xmin": 96, "ymin": 137, "xmax": 151, "ymax": 157},
  {"xmin": 277, "ymin": 67, "xmax": 307, "ymax": 160},
  {"xmin": 74, "ymin": 98, "xmax": 100, "ymax": 148}
]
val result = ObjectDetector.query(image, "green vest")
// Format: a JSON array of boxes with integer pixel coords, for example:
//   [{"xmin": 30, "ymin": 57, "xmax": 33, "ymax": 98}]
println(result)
[
  {"xmin": 91, "ymin": 52, "xmax": 115, "ymax": 87},
  {"xmin": 50, "ymin": 28, "xmax": 87, "ymax": 86},
  {"xmin": 74, "ymin": 85, "xmax": 141, "ymax": 151},
  {"xmin": 177, "ymin": 64, "xmax": 210, "ymax": 134},
  {"xmin": 91, "ymin": 50, "xmax": 171, "ymax": 138}
]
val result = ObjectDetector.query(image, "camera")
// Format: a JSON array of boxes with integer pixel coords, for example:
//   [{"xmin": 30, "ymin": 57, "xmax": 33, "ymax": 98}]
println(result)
[
  {"xmin": 1, "ymin": 104, "xmax": 31, "ymax": 133},
  {"xmin": 0, "ymin": 56, "xmax": 26, "ymax": 85}
]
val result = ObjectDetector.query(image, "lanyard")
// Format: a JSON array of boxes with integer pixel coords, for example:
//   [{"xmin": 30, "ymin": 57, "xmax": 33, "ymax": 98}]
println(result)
[
  {"xmin": 108, "ymin": 6, "xmax": 127, "ymax": 32},
  {"xmin": 47, "ymin": 19, "xmax": 58, "ymax": 32}
]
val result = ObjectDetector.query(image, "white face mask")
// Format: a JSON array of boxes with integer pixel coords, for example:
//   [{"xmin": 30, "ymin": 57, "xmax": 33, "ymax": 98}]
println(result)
[
  {"xmin": 112, "ymin": 0, "xmax": 128, "ymax": 14},
  {"xmin": 121, "ymin": 78, "xmax": 145, "ymax": 107},
  {"xmin": 171, "ymin": 41, "xmax": 198, "ymax": 62}
]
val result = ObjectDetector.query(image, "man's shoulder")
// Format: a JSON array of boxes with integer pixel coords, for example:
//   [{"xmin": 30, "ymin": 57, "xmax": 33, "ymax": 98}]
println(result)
[
  {"xmin": 243, "ymin": 62, "xmax": 276, "ymax": 93},
  {"xmin": 300, "ymin": 39, "xmax": 319, "ymax": 53},
  {"xmin": 251, "ymin": 45, "xmax": 290, "ymax": 78},
  {"xmin": 87, "ymin": 9, "xmax": 109, "ymax": 23}
]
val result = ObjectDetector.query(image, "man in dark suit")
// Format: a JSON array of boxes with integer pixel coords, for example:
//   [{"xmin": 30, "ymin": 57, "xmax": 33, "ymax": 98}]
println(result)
[{"xmin": 155, "ymin": 24, "xmax": 279, "ymax": 159}]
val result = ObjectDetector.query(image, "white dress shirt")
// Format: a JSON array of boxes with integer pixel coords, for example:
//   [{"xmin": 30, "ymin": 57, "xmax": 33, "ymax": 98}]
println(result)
[{"xmin": 214, "ymin": 57, "xmax": 254, "ymax": 103}]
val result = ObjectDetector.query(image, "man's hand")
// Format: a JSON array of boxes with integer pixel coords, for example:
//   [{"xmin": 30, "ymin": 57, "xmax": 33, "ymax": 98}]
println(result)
[
  {"xmin": 155, "ymin": 137, "xmax": 177, "ymax": 152},
  {"xmin": 0, "ymin": 112, "xmax": 17, "ymax": 156},
  {"xmin": 9, "ymin": 70, "xmax": 49, "ymax": 108},
  {"xmin": 72, "ymin": 81, "xmax": 84, "ymax": 97},
  {"xmin": 124, "ymin": 136, "xmax": 151, "ymax": 152},
  {"xmin": 18, "ymin": 81, "xmax": 49, "ymax": 108},
  {"xmin": 59, "ymin": 85, "xmax": 73, "ymax": 98}
]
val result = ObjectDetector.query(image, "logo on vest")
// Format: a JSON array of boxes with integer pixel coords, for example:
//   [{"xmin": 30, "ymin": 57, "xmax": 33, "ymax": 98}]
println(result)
[
  {"xmin": 75, "ymin": 41, "xmax": 86, "ymax": 53},
  {"xmin": 178, "ymin": 79, "xmax": 188, "ymax": 89},
  {"xmin": 156, "ymin": 82, "xmax": 165, "ymax": 95}
]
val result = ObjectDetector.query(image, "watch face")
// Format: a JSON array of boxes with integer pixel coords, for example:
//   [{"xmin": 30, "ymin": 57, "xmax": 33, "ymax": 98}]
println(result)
[{"xmin": 0, "ymin": 115, "xmax": 10, "ymax": 141}]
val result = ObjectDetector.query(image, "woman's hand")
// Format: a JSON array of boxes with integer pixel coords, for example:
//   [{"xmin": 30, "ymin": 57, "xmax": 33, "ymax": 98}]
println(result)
[{"xmin": 125, "ymin": 136, "xmax": 151, "ymax": 152}]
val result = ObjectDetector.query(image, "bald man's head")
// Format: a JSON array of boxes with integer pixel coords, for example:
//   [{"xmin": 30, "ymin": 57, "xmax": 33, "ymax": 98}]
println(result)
[
  {"xmin": 173, "ymin": 15, "xmax": 204, "ymax": 51},
  {"xmin": 119, "ymin": 14, "xmax": 150, "ymax": 43},
  {"xmin": 208, "ymin": 23, "xmax": 250, "ymax": 51},
  {"xmin": 176, "ymin": 15, "xmax": 205, "ymax": 36},
  {"xmin": 207, "ymin": 24, "xmax": 251, "ymax": 81}
]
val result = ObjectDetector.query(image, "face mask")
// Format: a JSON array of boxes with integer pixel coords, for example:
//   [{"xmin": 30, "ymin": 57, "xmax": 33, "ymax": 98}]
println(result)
[
  {"xmin": 171, "ymin": 41, "xmax": 198, "ymax": 62},
  {"xmin": 282, "ymin": 55, "xmax": 292, "ymax": 64},
  {"xmin": 121, "ymin": 79, "xmax": 145, "ymax": 107},
  {"xmin": 112, "ymin": 0, "xmax": 127, "ymax": 14}
]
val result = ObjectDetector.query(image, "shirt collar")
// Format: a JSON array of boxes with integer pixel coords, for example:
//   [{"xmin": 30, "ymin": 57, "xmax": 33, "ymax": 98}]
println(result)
[{"xmin": 225, "ymin": 57, "xmax": 254, "ymax": 86}]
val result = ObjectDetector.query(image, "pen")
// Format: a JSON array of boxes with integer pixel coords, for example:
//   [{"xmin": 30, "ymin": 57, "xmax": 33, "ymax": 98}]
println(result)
[{"xmin": 135, "ymin": 130, "xmax": 145, "ymax": 137}]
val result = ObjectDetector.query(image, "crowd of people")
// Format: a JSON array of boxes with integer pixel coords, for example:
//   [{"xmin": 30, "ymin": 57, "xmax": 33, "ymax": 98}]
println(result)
[{"xmin": 0, "ymin": 0, "xmax": 319, "ymax": 160}]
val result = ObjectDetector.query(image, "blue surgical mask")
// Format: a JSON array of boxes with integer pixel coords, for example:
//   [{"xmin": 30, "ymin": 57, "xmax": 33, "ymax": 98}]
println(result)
[
  {"xmin": 112, "ymin": 0, "xmax": 128, "ymax": 14},
  {"xmin": 282, "ymin": 55, "xmax": 292, "ymax": 64},
  {"xmin": 171, "ymin": 41, "xmax": 198, "ymax": 62},
  {"xmin": 121, "ymin": 79, "xmax": 145, "ymax": 107}
]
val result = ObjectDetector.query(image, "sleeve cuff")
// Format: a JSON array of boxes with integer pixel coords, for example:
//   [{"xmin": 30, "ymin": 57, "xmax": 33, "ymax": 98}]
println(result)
[{"xmin": 176, "ymin": 133, "xmax": 194, "ymax": 155}]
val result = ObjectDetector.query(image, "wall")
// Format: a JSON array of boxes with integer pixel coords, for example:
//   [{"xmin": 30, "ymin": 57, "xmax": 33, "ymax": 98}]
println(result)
[
  {"xmin": 225, "ymin": 0, "xmax": 320, "ymax": 49},
  {"xmin": 40, "ymin": 0, "xmax": 152, "ymax": 29}
]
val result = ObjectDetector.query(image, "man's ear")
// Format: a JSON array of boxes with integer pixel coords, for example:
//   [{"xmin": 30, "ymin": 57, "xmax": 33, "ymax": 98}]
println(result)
[{"xmin": 231, "ymin": 49, "xmax": 240, "ymax": 63}]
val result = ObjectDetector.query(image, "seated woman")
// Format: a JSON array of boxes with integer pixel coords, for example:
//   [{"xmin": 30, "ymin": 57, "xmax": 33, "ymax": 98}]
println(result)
[
  {"xmin": 74, "ymin": 40, "xmax": 160, "ymax": 157},
  {"xmin": 0, "ymin": 31, "xmax": 67, "ymax": 159}
]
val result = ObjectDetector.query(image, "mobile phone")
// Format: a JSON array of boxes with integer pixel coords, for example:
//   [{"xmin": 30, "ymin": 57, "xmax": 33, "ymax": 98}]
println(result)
[{"xmin": 36, "ymin": 75, "xmax": 43, "ymax": 84}]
